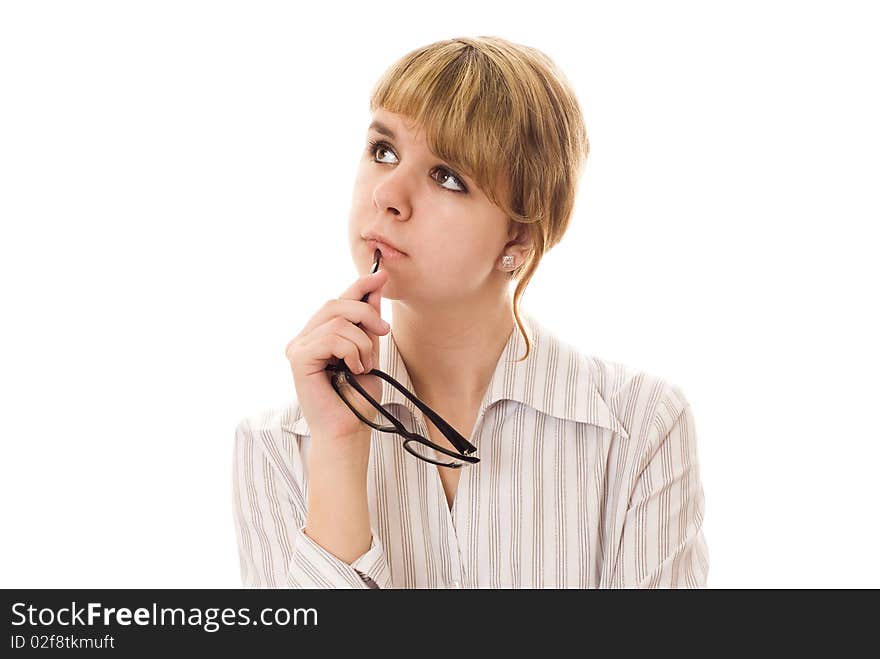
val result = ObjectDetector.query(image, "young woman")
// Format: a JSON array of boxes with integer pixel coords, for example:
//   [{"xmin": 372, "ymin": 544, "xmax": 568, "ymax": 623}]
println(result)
[{"xmin": 232, "ymin": 36, "xmax": 709, "ymax": 588}]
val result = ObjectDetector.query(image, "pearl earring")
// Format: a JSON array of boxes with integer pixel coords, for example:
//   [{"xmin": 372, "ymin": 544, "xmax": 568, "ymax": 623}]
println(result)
[{"xmin": 501, "ymin": 254, "xmax": 515, "ymax": 269}]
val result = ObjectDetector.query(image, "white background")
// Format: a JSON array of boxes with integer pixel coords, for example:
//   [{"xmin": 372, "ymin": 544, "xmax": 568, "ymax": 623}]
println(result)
[{"xmin": 1, "ymin": 1, "xmax": 877, "ymax": 588}]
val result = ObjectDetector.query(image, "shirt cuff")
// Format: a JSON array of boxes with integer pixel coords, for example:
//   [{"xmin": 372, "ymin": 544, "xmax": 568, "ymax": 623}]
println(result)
[{"xmin": 286, "ymin": 525, "xmax": 392, "ymax": 589}]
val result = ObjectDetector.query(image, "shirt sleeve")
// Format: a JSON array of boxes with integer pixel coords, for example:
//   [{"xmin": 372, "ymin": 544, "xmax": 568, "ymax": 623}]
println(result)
[
  {"xmin": 609, "ymin": 398, "xmax": 710, "ymax": 588},
  {"xmin": 231, "ymin": 416, "xmax": 393, "ymax": 589}
]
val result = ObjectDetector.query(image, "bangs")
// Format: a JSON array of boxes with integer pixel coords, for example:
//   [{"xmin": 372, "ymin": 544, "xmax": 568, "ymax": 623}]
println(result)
[{"xmin": 369, "ymin": 42, "xmax": 516, "ymax": 213}]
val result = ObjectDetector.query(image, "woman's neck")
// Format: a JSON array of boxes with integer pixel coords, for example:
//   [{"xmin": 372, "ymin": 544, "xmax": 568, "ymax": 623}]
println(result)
[{"xmin": 389, "ymin": 295, "xmax": 515, "ymax": 406}]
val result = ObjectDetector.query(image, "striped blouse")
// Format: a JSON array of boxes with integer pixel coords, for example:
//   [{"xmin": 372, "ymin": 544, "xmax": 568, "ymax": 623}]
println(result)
[{"xmin": 232, "ymin": 309, "xmax": 709, "ymax": 588}]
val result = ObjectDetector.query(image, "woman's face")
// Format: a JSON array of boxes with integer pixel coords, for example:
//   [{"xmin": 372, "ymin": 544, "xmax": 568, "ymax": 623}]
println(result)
[{"xmin": 348, "ymin": 108, "xmax": 517, "ymax": 306}]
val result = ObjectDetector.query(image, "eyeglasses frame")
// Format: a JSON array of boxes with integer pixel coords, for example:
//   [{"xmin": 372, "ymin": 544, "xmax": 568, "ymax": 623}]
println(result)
[{"xmin": 323, "ymin": 360, "xmax": 480, "ymax": 468}]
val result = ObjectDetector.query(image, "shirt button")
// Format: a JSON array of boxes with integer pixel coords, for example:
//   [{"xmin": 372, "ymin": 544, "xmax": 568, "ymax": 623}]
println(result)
[{"xmin": 448, "ymin": 580, "xmax": 462, "ymax": 589}]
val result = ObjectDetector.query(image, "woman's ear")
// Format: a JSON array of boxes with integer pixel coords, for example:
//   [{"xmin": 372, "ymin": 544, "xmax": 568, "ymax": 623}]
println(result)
[
  {"xmin": 499, "ymin": 220, "xmax": 534, "ymax": 272},
  {"xmin": 505, "ymin": 220, "xmax": 534, "ymax": 255}
]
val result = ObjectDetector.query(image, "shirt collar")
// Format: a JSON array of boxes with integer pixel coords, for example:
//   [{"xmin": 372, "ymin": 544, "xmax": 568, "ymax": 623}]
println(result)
[{"xmin": 282, "ymin": 309, "xmax": 629, "ymax": 440}]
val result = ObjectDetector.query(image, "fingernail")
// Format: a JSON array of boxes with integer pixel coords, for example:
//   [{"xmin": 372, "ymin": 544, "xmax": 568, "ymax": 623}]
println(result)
[{"xmin": 381, "ymin": 320, "xmax": 390, "ymax": 330}]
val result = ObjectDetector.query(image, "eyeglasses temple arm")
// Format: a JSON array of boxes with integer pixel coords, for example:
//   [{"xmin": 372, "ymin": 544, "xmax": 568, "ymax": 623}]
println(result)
[{"xmin": 352, "ymin": 367, "xmax": 478, "ymax": 456}]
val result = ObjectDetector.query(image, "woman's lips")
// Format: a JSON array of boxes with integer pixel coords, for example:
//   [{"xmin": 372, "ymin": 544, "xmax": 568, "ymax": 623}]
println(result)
[{"xmin": 367, "ymin": 239, "xmax": 407, "ymax": 260}]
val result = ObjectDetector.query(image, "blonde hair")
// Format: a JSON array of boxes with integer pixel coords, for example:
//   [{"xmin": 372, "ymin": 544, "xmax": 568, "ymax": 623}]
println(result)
[{"xmin": 369, "ymin": 36, "xmax": 589, "ymax": 362}]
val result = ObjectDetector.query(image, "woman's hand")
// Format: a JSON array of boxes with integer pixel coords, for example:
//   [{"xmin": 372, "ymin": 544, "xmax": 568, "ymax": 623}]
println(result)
[{"xmin": 285, "ymin": 269, "xmax": 390, "ymax": 442}]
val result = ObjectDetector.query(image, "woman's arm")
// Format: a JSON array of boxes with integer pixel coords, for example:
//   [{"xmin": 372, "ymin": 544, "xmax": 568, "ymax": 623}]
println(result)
[
  {"xmin": 604, "ymin": 393, "xmax": 710, "ymax": 588},
  {"xmin": 232, "ymin": 415, "xmax": 392, "ymax": 588}
]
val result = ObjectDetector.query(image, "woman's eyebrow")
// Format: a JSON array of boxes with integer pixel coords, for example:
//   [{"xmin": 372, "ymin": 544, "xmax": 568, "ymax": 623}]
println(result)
[{"xmin": 367, "ymin": 121, "xmax": 396, "ymax": 139}]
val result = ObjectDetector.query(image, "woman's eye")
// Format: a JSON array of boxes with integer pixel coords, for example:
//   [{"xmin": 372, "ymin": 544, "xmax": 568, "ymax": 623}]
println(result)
[
  {"xmin": 368, "ymin": 140, "xmax": 398, "ymax": 164},
  {"xmin": 432, "ymin": 168, "xmax": 466, "ymax": 192},
  {"xmin": 367, "ymin": 139, "xmax": 467, "ymax": 193}
]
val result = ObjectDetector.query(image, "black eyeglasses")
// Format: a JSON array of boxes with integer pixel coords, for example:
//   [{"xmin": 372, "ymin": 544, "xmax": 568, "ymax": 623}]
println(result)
[
  {"xmin": 323, "ymin": 359, "xmax": 480, "ymax": 468},
  {"xmin": 322, "ymin": 249, "xmax": 479, "ymax": 469}
]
